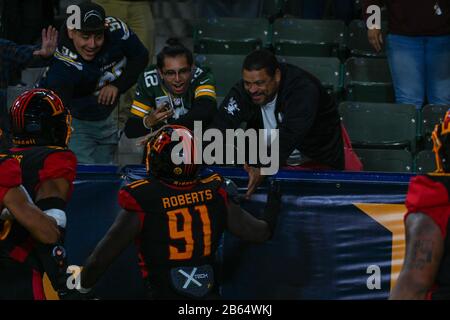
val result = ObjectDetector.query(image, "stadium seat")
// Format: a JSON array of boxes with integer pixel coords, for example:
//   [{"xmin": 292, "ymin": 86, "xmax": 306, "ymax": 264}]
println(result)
[
  {"xmin": 278, "ymin": 56, "xmax": 342, "ymax": 94},
  {"xmin": 354, "ymin": 148, "xmax": 413, "ymax": 173},
  {"xmin": 193, "ymin": 18, "xmax": 270, "ymax": 55},
  {"xmin": 347, "ymin": 20, "xmax": 388, "ymax": 58},
  {"xmin": 339, "ymin": 101, "xmax": 418, "ymax": 152},
  {"xmin": 260, "ymin": 0, "xmax": 285, "ymax": 19},
  {"xmin": 415, "ymin": 150, "xmax": 437, "ymax": 173},
  {"xmin": 195, "ymin": 54, "xmax": 246, "ymax": 96},
  {"xmin": 344, "ymin": 57, "xmax": 395, "ymax": 102},
  {"xmin": 421, "ymin": 104, "xmax": 450, "ymax": 149},
  {"xmin": 272, "ymin": 18, "xmax": 346, "ymax": 57}
]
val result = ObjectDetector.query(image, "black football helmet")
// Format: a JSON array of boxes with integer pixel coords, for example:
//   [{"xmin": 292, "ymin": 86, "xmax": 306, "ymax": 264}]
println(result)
[
  {"xmin": 432, "ymin": 109, "xmax": 450, "ymax": 173},
  {"xmin": 10, "ymin": 89, "xmax": 72, "ymax": 147},
  {"xmin": 145, "ymin": 125, "xmax": 200, "ymax": 183}
]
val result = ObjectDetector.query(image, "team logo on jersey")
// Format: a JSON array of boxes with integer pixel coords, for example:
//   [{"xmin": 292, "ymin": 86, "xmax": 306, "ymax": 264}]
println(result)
[
  {"xmin": 226, "ymin": 97, "xmax": 240, "ymax": 116},
  {"xmin": 173, "ymin": 167, "xmax": 183, "ymax": 175}
]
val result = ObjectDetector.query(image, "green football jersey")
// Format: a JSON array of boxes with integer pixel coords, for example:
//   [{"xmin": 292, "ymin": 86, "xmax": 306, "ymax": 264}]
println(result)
[{"xmin": 130, "ymin": 64, "xmax": 216, "ymax": 120}]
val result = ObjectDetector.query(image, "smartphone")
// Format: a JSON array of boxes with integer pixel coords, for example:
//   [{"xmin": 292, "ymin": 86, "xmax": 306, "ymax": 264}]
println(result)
[{"xmin": 155, "ymin": 96, "xmax": 173, "ymax": 112}]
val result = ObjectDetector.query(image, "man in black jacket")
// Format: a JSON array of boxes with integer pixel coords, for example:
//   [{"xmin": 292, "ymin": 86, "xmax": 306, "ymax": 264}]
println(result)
[
  {"xmin": 40, "ymin": 1, "xmax": 148, "ymax": 164},
  {"xmin": 210, "ymin": 49, "xmax": 344, "ymax": 198}
]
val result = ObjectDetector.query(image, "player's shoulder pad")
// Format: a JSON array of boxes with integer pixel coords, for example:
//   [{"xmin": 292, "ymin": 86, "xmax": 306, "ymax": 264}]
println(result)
[
  {"xmin": 426, "ymin": 173, "xmax": 450, "ymax": 193},
  {"xmin": 105, "ymin": 16, "xmax": 132, "ymax": 41},
  {"xmin": 198, "ymin": 172, "xmax": 224, "ymax": 189},
  {"xmin": 122, "ymin": 178, "xmax": 152, "ymax": 193},
  {"xmin": 0, "ymin": 155, "xmax": 21, "ymax": 187}
]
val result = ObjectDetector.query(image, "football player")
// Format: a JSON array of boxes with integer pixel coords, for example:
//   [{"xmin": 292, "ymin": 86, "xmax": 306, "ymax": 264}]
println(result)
[
  {"xmin": 6, "ymin": 88, "xmax": 77, "ymax": 299},
  {"xmin": 79, "ymin": 125, "xmax": 281, "ymax": 299}
]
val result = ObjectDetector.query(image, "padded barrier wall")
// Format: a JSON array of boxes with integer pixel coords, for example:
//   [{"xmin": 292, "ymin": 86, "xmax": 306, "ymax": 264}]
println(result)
[{"xmin": 58, "ymin": 165, "xmax": 413, "ymax": 300}]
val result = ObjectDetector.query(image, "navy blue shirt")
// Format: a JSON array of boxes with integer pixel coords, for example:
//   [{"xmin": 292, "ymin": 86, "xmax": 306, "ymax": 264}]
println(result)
[{"xmin": 40, "ymin": 17, "xmax": 149, "ymax": 121}]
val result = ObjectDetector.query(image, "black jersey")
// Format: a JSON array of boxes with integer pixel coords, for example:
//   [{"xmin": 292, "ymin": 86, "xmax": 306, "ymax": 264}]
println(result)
[
  {"xmin": 9, "ymin": 146, "xmax": 77, "ymax": 200},
  {"xmin": 1, "ymin": 146, "xmax": 76, "ymax": 267},
  {"xmin": 119, "ymin": 172, "xmax": 229, "ymax": 298}
]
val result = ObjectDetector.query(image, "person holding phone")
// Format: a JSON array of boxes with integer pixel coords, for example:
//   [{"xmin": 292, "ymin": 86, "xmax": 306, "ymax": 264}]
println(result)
[{"xmin": 124, "ymin": 38, "xmax": 218, "ymax": 139}]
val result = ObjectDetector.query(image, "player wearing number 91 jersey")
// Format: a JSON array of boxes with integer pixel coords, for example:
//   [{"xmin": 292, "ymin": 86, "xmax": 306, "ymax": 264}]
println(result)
[{"xmin": 78, "ymin": 125, "xmax": 282, "ymax": 299}]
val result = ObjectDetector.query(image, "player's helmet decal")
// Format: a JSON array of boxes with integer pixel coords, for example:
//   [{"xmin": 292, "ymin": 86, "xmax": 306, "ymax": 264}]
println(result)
[
  {"xmin": 145, "ymin": 125, "xmax": 199, "ymax": 183},
  {"xmin": 432, "ymin": 109, "xmax": 450, "ymax": 173},
  {"xmin": 10, "ymin": 89, "xmax": 72, "ymax": 147}
]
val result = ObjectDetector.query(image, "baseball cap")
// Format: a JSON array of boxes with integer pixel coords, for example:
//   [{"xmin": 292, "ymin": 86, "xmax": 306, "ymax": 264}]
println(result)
[{"xmin": 68, "ymin": 1, "xmax": 106, "ymax": 33}]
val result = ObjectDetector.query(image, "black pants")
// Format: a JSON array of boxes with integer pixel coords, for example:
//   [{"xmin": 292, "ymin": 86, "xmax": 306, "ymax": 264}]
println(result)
[{"xmin": 0, "ymin": 259, "xmax": 45, "ymax": 300}]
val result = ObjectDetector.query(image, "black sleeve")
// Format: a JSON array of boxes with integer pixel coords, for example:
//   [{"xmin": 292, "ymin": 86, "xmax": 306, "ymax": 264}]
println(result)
[
  {"xmin": 208, "ymin": 86, "xmax": 249, "ymax": 131},
  {"xmin": 278, "ymin": 81, "xmax": 319, "ymax": 166},
  {"xmin": 123, "ymin": 116, "xmax": 150, "ymax": 138},
  {"xmin": 172, "ymin": 97, "xmax": 217, "ymax": 130},
  {"xmin": 112, "ymin": 50, "xmax": 149, "ymax": 93}
]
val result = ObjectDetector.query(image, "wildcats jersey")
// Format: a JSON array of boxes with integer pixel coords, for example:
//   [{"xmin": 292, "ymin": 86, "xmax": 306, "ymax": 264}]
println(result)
[
  {"xmin": 130, "ymin": 64, "xmax": 216, "ymax": 121},
  {"xmin": 405, "ymin": 174, "xmax": 450, "ymax": 299},
  {"xmin": 119, "ymin": 172, "xmax": 228, "ymax": 278}
]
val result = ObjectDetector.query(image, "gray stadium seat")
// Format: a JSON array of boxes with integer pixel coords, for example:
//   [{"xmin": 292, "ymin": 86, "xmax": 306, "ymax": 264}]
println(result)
[
  {"xmin": 415, "ymin": 150, "xmax": 437, "ymax": 173},
  {"xmin": 272, "ymin": 18, "xmax": 346, "ymax": 57},
  {"xmin": 421, "ymin": 104, "xmax": 450, "ymax": 149},
  {"xmin": 195, "ymin": 54, "xmax": 246, "ymax": 96},
  {"xmin": 354, "ymin": 148, "xmax": 413, "ymax": 173},
  {"xmin": 347, "ymin": 20, "xmax": 388, "ymax": 58},
  {"xmin": 193, "ymin": 18, "xmax": 270, "ymax": 55},
  {"xmin": 344, "ymin": 57, "xmax": 394, "ymax": 102},
  {"xmin": 278, "ymin": 56, "xmax": 342, "ymax": 94},
  {"xmin": 339, "ymin": 101, "xmax": 418, "ymax": 152}
]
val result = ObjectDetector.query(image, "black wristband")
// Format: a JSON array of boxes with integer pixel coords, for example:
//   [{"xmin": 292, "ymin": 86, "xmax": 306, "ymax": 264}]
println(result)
[{"xmin": 35, "ymin": 197, "xmax": 66, "ymax": 211}]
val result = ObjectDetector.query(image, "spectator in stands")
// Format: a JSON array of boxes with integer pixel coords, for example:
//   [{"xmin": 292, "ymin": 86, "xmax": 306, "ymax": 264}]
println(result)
[
  {"xmin": 390, "ymin": 109, "xmax": 450, "ymax": 299},
  {"xmin": 93, "ymin": 0, "xmax": 155, "ymax": 128},
  {"xmin": 124, "ymin": 38, "xmax": 217, "ymax": 139},
  {"xmin": 364, "ymin": 0, "xmax": 450, "ymax": 108},
  {"xmin": 210, "ymin": 49, "xmax": 345, "ymax": 199},
  {"xmin": 0, "ymin": 26, "xmax": 58, "ymax": 150},
  {"xmin": 40, "ymin": 1, "xmax": 148, "ymax": 164}
]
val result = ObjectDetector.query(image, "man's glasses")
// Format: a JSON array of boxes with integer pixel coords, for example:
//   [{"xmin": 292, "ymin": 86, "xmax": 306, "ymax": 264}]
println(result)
[{"xmin": 162, "ymin": 67, "xmax": 192, "ymax": 80}]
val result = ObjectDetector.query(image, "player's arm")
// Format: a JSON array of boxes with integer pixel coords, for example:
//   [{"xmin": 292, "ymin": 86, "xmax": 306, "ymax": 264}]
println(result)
[
  {"xmin": 34, "ymin": 151, "xmax": 77, "ymax": 228},
  {"xmin": 389, "ymin": 213, "xmax": 444, "ymax": 300},
  {"xmin": 80, "ymin": 209, "xmax": 141, "ymax": 289},
  {"xmin": 3, "ymin": 186, "xmax": 60, "ymax": 244},
  {"xmin": 226, "ymin": 180, "xmax": 281, "ymax": 242}
]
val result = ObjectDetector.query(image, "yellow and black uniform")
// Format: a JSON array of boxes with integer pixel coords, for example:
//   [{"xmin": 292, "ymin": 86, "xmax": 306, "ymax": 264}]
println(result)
[
  {"xmin": 118, "ymin": 172, "xmax": 228, "ymax": 299},
  {"xmin": 124, "ymin": 65, "xmax": 217, "ymax": 138}
]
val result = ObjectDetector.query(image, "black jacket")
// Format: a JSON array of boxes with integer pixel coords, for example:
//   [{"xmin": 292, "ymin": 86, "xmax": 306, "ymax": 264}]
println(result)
[
  {"xmin": 40, "ymin": 17, "xmax": 149, "ymax": 121},
  {"xmin": 210, "ymin": 63, "xmax": 344, "ymax": 169}
]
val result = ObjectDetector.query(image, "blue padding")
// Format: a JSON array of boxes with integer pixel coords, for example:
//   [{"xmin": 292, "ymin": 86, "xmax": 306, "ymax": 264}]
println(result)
[{"xmin": 63, "ymin": 166, "xmax": 412, "ymax": 299}]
